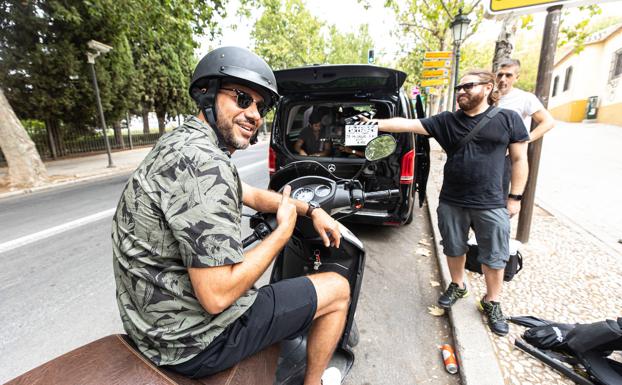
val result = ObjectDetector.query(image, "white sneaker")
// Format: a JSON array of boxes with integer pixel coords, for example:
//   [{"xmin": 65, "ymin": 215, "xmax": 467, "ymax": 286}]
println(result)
[{"xmin": 321, "ymin": 367, "xmax": 342, "ymax": 385}]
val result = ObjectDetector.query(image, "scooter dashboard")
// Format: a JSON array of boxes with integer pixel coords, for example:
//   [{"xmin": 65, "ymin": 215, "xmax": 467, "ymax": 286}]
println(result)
[{"xmin": 292, "ymin": 183, "xmax": 332, "ymax": 203}]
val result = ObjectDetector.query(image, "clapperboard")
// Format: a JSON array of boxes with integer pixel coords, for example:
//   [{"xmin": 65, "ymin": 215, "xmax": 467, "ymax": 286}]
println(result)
[{"xmin": 344, "ymin": 121, "xmax": 378, "ymax": 146}]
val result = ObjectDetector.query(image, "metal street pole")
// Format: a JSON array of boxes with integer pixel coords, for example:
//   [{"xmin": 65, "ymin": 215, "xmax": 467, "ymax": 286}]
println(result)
[
  {"xmin": 450, "ymin": 9, "xmax": 470, "ymax": 112},
  {"xmin": 88, "ymin": 62, "xmax": 114, "ymax": 168},
  {"xmin": 452, "ymin": 42, "xmax": 462, "ymax": 112},
  {"xmin": 516, "ymin": 5, "xmax": 562, "ymax": 243},
  {"xmin": 126, "ymin": 112, "xmax": 134, "ymax": 150}
]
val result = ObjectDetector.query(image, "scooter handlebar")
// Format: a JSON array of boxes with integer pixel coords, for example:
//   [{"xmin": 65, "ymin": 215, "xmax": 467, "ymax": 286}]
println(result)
[
  {"xmin": 363, "ymin": 189, "xmax": 400, "ymax": 201},
  {"xmin": 242, "ymin": 219, "xmax": 274, "ymax": 248}
]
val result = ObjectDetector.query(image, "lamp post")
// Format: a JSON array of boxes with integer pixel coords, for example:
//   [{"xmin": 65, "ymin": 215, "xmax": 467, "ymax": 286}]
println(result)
[
  {"xmin": 86, "ymin": 39, "xmax": 114, "ymax": 168},
  {"xmin": 450, "ymin": 8, "xmax": 471, "ymax": 111}
]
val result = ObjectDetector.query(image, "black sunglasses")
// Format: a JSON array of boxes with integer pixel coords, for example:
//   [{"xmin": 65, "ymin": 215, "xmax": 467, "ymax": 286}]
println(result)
[
  {"xmin": 220, "ymin": 88, "xmax": 271, "ymax": 117},
  {"xmin": 454, "ymin": 81, "xmax": 490, "ymax": 92}
]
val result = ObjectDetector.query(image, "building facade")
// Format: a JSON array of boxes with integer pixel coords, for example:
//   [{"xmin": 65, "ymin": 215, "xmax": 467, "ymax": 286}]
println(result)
[{"xmin": 549, "ymin": 24, "xmax": 622, "ymax": 126}]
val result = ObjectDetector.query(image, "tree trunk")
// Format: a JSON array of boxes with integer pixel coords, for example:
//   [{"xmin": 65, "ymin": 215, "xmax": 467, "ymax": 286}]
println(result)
[
  {"xmin": 0, "ymin": 89, "xmax": 48, "ymax": 187},
  {"xmin": 156, "ymin": 110, "xmax": 166, "ymax": 135},
  {"xmin": 46, "ymin": 119, "xmax": 64, "ymax": 157},
  {"xmin": 113, "ymin": 120, "xmax": 125, "ymax": 148},
  {"xmin": 492, "ymin": 16, "xmax": 518, "ymax": 72},
  {"xmin": 142, "ymin": 106, "xmax": 150, "ymax": 134}
]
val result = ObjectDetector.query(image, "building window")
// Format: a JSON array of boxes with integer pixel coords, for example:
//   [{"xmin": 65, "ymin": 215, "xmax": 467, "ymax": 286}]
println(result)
[
  {"xmin": 563, "ymin": 66, "xmax": 573, "ymax": 92},
  {"xmin": 552, "ymin": 75, "xmax": 559, "ymax": 97},
  {"xmin": 613, "ymin": 49, "xmax": 622, "ymax": 79}
]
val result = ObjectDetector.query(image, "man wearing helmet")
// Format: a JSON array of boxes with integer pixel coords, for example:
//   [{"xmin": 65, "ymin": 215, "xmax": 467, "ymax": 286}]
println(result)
[{"xmin": 112, "ymin": 47, "xmax": 347, "ymax": 385}]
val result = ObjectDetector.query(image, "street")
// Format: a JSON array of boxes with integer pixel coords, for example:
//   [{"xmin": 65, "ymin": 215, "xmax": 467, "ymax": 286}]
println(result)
[{"xmin": 0, "ymin": 141, "xmax": 457, "ymax": 385}]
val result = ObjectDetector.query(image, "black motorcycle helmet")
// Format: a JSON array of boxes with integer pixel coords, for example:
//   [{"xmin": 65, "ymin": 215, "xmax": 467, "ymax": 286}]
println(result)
[{"xmin": 189, "ymin": 47, "xmax": 279, "ymax": 149}]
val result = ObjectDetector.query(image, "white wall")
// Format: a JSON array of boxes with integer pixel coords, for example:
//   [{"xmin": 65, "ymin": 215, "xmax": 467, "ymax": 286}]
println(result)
[{"xmin": 549, "ymin": 27, "xmax": 622, "ymax": 109}]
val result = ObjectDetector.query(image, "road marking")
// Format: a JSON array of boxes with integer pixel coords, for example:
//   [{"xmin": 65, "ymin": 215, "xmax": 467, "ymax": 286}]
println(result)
[
  {"xmin": 237, "ymin": 159, "xmax": 267, "ymax": 173},
  {"xmin": 0, "ymin": 159, "xmax": 268, "ymax": 254},
  {"xmin": 0, "ymin": 208, "xmax": 117, "ymax": 254}
]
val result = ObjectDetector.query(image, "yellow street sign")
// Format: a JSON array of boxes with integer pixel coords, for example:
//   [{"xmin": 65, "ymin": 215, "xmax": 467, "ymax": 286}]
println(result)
[
  {"xmin": 487, "ymin": 0, "xmax": 607, "ymax": 15},
  {"xmin": 423, "ymin": 60, "xmax": 452, "ymax": 68},
  {"xmin": 421, "ymin": 78, "xmax": 449, "ymax": 87},
  {"xmin": 424, "ymin": 51, "xmax": 453, "ymax": 60},
  {"xmin": 427, "ymin": 87, "xmax": 441, "ymax": 96},
  {"xmin": 422, "ymin": 69, "xmax": 449, "ymax": 78}
]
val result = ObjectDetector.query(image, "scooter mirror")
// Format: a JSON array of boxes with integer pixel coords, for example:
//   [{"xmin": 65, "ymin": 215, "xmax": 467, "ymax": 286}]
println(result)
[{"xmin": 365, "ymin": 134, "xmax": 397, "ymax": 161}]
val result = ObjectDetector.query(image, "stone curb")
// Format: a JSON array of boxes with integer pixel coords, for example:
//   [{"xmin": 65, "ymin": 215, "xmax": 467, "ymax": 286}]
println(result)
[
  {"xmin": 426, "ymin": 180, "xmax": 506, "ymax": 385},
  {"xmin": 0, "ymin": 166, "xmax": 135, "ymax": 201}
]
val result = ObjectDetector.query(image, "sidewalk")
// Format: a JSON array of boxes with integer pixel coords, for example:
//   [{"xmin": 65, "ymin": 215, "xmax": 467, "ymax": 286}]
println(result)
[
  {"xmin": 426, "ymin": 141, "xmax": 622, "ymax": 385},
  {"xmin": 0, "ymin": 147, "xmax": 154, "ymax": 199}
]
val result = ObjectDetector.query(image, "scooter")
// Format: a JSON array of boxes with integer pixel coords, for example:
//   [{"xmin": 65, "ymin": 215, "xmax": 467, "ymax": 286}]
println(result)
[
  {"xmin": 7, "ymin": 135, "xmax": 398, "ymax": 385},
  {"xmin": 245, "ymin": 134, "xmax": 400, "ymax": 384}
]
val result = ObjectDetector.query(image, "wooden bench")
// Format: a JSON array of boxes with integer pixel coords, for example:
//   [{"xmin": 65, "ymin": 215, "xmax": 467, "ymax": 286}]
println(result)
[{"xmin": 7, "ymin": 334, "xmax": 280, "ymax": 385}]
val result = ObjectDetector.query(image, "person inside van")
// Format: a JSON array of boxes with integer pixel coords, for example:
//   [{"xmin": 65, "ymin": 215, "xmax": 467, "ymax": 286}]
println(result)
[{"xmin": 294, "ymin": 111, "xmax": 331, "ymax": 156}]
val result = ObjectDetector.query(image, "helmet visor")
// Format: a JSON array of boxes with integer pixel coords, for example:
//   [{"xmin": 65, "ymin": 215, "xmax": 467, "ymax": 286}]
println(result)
[{"xmin": 219, "ymin": 65, "xmax": 279, "ymax": 106}]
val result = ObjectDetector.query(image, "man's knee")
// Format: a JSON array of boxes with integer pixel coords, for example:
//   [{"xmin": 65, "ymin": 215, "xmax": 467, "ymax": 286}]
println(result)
[
  {"xmin": 329, "ymin": 272, "xmax": 350, "ymax": 299},
  {"xmin": 308, "ymin": 272, "xmax": 350, "ymax": 312}
]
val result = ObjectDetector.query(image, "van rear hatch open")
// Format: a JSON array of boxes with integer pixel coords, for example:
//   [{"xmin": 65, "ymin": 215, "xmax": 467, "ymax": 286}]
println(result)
[{"xmin": 275, "ymin": 65, "xmax": 407, "ymax": 96}]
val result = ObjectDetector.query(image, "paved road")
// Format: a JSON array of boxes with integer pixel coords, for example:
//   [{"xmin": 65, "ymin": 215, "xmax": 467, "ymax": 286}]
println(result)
[
  {"xmin": 0, "ymin": 141, "xmax": 457, "ymax": 385},
  {"xmin": 536, "ymin": 121, "xmax": 622, "ymax": 255}
]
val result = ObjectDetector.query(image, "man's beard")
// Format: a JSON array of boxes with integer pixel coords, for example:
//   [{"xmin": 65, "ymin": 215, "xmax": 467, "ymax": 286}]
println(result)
[
  {"xmin": 216, "ymin": 114, "xmax": 255, "ymax": 150},
  {"xmin": 457, "ymin": 88, "xmax": 486, "ymax": 111}
]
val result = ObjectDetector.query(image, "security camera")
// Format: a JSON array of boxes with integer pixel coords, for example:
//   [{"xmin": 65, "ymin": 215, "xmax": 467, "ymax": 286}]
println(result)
[{"xmin": 87, "ymin": 40, "xmax": 113, "ymax": 54}]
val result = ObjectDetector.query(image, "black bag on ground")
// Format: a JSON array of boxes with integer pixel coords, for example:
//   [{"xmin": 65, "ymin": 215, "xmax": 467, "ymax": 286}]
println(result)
[
  {"xmin": 510, "ymin": 316, "xmax": 622, "ymax": 385},
  {"xmin": 464, "ymin": 238, "xmax": 523, "ymax": 281}
]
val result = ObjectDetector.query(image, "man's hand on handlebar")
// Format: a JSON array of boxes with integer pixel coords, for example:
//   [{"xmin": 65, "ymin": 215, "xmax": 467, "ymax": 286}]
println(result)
[
  {"xmin": 310, "ymin": 208, "xmax": 341, "ymax": 249},
  {"xmin": 276, "ymin": 185, "xmax": 297, "ymax": 234}
]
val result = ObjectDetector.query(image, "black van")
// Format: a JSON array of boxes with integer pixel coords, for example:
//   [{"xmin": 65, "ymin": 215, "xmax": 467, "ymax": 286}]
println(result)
[{"xmin": 268, "ymin": 64, "xmax": 430, "ymax": 226}]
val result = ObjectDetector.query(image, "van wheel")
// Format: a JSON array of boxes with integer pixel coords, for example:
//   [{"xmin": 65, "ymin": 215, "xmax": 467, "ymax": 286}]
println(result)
[{"xmin": 348, "ymin": 321, "xmax": 360, "ymax": 347}]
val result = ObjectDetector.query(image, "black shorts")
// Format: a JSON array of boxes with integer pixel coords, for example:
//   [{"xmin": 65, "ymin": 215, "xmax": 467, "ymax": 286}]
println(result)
[{"xmin": 167, "ymin": 276, "xmax": 317, "ymax": 378}]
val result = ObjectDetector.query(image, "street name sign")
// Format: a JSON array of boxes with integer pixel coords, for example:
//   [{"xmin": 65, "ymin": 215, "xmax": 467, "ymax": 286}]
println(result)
[
  {"xmin": 421, "ymin": 78, "xmax": 449, "ymax": 87},
  {"xmin": 423, "ymin": 51, "xmax": 453, "ymax": 59},
  {"xmin": 423, "ymin": 60, "xmax": 452, "ymax": 68},
  {"xmin": 422, "ymin": 69, "xmax": 449, "ymax": 78}
]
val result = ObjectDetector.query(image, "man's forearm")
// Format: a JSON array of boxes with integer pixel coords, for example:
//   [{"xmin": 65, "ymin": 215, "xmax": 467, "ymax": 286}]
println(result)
[
  {"xmin": 375, "ymin": 117, "xmax": 428, "ymax": 135},
  {"xmin": 231, "ymin": 226, "xmax": 290, "ymax": 292},
  {"xmin": 189, "ymin": 225, "xmax": 292, "ymax": 314},
  {"xmin": 510, "ymin": 158, "xmax": 528, "ymax": 195},
  {"xmin": 529, "ymin": 121, "xmax": 554, "ymax": 142},
  {"xmin": 243, "ymin": 183, "xmax": 310, "ymax": 216},
  {"xmin": 529, "ymin": 110, "xmax": 555, "ymax": 142}
]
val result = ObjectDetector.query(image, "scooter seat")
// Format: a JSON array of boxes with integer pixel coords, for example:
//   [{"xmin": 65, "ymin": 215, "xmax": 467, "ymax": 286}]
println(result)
[{"xmin": 6, "ymin": 334, "xmax": 280, "ymax": 385}]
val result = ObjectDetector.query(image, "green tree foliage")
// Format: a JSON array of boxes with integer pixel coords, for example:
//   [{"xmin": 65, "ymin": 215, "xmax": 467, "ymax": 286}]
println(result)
[
  {"xmin": 0, "ymin": 0, "xmax": 227, "ymax": 136},
  {"xmin": 326, "ymin": 24, "xmax": 374, "ymax": 64},
  {"xmin": 0, "ymin": 1, "xmax": 139, "ymax": 132},
  {"xmin": 253, "ymin": 0, "xmax": 327, "ymax": 70},
  {"xmin": 252, "ymin": 0, "xmax": 375, "ymax": 70},
  {"xmin": 384, "ymin": 0, "xmax": 485, "ymax": 104}
]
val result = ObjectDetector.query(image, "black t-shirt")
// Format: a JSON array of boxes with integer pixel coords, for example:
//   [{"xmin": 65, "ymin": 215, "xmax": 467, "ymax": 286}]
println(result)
[
  {"xmin": 420, "ymin": 106, "xmax": 529, "ymax": 209},
  {"xmin": 298, "ymin": 126, "xmax": 326, "ymax": 154}
]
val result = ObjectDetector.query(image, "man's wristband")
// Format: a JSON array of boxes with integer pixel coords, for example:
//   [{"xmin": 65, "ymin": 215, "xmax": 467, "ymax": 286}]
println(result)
[
  {"xmin": 508, "ymin": 193, "xmax": 523, "ymax": 201},
  {"xmin": 306, "ymin": 201, "xmax": 320, "ymax": 217}
]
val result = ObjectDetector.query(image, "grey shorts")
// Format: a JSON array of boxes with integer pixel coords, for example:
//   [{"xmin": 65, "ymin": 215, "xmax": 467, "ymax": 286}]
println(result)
[{"xmin": 437, "ymin": 202, "xmax": 510, "ymax": 269}]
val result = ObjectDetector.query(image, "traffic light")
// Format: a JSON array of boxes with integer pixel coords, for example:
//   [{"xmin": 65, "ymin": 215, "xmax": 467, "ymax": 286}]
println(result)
[{"xmin": 368, "ymin": 49, "xmax": 375, "ymax": 64}]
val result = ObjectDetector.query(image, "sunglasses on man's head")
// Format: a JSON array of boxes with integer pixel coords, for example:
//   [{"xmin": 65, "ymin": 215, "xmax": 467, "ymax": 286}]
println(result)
[
  {"xmin": 220, "ymin": 87, "xmax": 271, "ymax": 117},
  {"xmin": 454, "ymin": 81, "xmax": 489, "ymax": 92}
]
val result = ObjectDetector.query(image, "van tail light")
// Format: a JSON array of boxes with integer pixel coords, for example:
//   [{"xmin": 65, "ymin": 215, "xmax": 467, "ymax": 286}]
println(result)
[
  {"xmin": 400, "ymin": 150, "xmax": 415, "ymax": 184},
  {"xmin": 268, "ymin": 146, "xmax": 276, "ymax": 175}
]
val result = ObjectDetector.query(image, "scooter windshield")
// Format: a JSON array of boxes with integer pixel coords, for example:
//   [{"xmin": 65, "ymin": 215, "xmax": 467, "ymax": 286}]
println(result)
[{"xmin": 268, "ymin": 161, "xmax": 340, "ymax": 191}]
